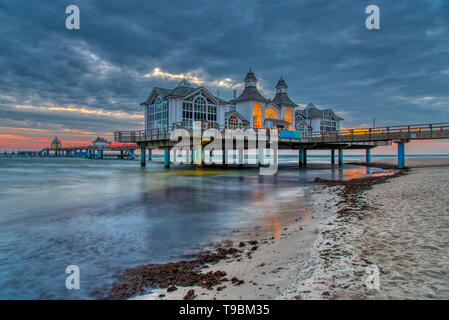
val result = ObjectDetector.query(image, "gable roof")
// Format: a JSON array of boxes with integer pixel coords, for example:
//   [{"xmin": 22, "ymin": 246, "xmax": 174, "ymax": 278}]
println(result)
[
  {"xmin": 141, "ymin": 82, "xmax": 227, "ymax": 106},
  {"xmin": 225, "ymin": 110, "xmax": 249, "ymax": 122},
  {"xmin": 296, "ymin": 103, "xmax": 344, "ymax": 120}
]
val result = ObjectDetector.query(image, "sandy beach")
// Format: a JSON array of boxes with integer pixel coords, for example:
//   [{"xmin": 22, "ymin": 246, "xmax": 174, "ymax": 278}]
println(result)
[{"xmin": 120, "ymin": 158, "xmax": 449, "ymax": 300}]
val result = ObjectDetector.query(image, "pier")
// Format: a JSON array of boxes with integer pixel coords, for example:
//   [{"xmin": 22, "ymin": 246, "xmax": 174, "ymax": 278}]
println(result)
[
  {"xmin": 1, "ymin": 144, "xmax": 138, "ymax": 160},
  {"xmin": 114, "ymin": 122, "xmax": 449, "ymax": 169}
]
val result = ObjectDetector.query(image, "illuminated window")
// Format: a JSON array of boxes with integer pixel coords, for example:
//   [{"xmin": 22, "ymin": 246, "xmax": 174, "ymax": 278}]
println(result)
[
  {"xmin": 284, "ymin": 109, "xmax": 293, "ymax": 131},
  {"xmin": 265, "ymin": 108, "xmax": 278, "ymax": 119},
  {"xmin": 253, "ymin": 104, "xmax": 262, "ymax": 128},
  {"xmin": 229, "ymin": 115, "xmax": 239, "ymax": 129}
]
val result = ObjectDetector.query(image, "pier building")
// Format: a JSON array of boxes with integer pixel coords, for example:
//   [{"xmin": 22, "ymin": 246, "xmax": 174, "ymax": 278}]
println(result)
[{"xmin": 140, "ymin": 69, "xmax": 342, "ymax": 134}]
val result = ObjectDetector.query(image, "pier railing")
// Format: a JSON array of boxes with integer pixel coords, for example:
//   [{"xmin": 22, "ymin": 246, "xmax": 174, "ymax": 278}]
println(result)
[
  {"xmin": 309, "ymin": 122, "xmax": 449, "ymax": 143},
  {"xmin": 114, "ymin": 122, "xmax": 449, "ymax": 144}
]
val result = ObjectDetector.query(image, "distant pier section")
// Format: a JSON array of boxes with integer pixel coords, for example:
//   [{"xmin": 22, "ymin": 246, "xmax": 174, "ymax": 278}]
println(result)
[{"xmin": 1, "ymin": 136, "xmax": 138, "ymax": 160}]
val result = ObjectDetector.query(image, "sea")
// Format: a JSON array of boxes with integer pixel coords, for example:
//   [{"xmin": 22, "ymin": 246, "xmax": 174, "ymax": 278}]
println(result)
[{"xmin": 0, "ymin": 153, "xmax": 444, "ymax": 299}]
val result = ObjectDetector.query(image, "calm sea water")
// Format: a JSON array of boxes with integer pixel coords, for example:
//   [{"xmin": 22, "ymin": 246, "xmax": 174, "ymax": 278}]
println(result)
[{"xmin": 0, "ymin": 156, "xmax": 390, "ymax": 299}]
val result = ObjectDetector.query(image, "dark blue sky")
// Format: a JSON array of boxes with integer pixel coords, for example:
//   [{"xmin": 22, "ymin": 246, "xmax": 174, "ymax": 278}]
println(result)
[{"xmin": 0, "ymin": 0, "xmax": 448, "ymax": 145}]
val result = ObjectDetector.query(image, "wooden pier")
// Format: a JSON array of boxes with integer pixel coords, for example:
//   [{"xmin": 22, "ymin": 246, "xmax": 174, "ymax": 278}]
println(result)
[
  {"xmin": 114, "ymin": 122, "xmax": 449, "ymax": 169},
  {"xmin": 1, "ymin": 144, "xmax": 138, "ymax": 160}
]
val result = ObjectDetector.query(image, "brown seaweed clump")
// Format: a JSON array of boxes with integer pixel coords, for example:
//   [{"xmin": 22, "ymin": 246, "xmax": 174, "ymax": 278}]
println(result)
[{"xmin": 107, "ymin": 247, "xmax": 241, "ymax": 299}]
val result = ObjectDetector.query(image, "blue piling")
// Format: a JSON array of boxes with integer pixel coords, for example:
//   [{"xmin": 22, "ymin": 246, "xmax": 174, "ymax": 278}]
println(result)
[
  {"xmin": 331, "ymin": 149, "xmax": 335, "ymax": 165},
  {"xmin": 366, "ymin": 149, "xmax": 371, "ymax": 165},
  {"xmin": 164, "ymin": 147, "xmax": 170, "ymax": 168},
  {"xmin": 398, "ymin": 142, "xmax": 405, "ymax": 169},
  {"xmin": 338, "ymin": 149, "xmax": 344, "ymax": 166},
  {"xmin": 299, "ymin": 149, "xmax": 304, "ymax": 167},
  {"xmin": 148, "ymin": 149, "xmax": 152, "ymax": 161},
  {"xmin": 130, "ymin": 150, "xmax": 135, "ymax": 159},
  {"xmin": 141, "ymin": 147, "xmax": 146, "ymax": 167}
]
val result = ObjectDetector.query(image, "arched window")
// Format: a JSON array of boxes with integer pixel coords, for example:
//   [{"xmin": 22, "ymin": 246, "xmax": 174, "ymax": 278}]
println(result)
[
  {"xmin": 265, "ymin": 108, "xmax": 278, "ymax": 119},
  {"xmin": 182, "ymin": 94, "xmax": 216, "ymax": 125},
  {"xmin": 284, "ymin": 109, "xmax": 293, "ymax": 131},
  {"xmin": 148, "ymin": 95, "xmax": 168, "ymax": 128},
  {"xmin": 229, "ymin": 115, "xmax": 239, "ymax": 129},
  {"xmin": 253, "ymin": 104, "xmax": 262, "ymax": 128},
  {"xmin": 194, "ymin": 96, "xmax": 207, "ymax": 121},
  {"xmin": 320, "ymin": 114, "xmax": 337, "ymax": 133}
]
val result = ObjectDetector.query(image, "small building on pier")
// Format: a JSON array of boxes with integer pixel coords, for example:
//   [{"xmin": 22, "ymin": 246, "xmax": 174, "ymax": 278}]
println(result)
[
  {"xmin": 92, "ymin": 137, "xmax": 109, "ymax": 148},
  {"xmin": 50, "ymin": 137, "xmax": 62, "ymax": 149},
  {"xmin": 295, "ymin": 103, "xmax": 344, "ymax": 136}
]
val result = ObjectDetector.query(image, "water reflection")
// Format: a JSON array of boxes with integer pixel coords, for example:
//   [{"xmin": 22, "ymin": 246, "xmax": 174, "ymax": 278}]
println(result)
[{"xmin": 0, "ymin": 158, "xmax": 390, "ymax": 299}]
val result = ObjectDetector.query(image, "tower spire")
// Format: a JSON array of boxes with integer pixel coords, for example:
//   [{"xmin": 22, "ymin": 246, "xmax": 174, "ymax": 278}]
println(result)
[
  {"xmin": 244, "ymin": 68, "xmax": 257, "ymax": 88},
  {"xmin": 276, "ymin": 76, "xmax": 288, "ymax": 94}
]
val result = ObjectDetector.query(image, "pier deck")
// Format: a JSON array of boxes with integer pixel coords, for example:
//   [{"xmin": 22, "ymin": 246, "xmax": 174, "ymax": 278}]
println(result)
[{"xmin": 114, "ymin": 122, "xmax": 449, "ymax": 169}]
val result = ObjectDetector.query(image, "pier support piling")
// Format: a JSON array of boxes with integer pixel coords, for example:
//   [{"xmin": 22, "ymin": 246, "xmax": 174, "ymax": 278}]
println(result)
[
  {"xmin": 196, "ymin": 144, "xmax": 203, "ymax": 168},
  {"xmin": 303, "ymin": 149, "xmax": 307, "ymax": 167},
  {"xmin": 298, "ymin": 149, "xmax": 303, "ymax": 167},
  {"xmin": 338, "ymin": 149, "xmax": 344, "ymax": 167},
  {"xmin": 238, "ymin": 148, "xmax": 244, "ymax": 168},
  {"xmin": 148, "ymin": 149, "xmax": 152, "ymax": 161},
  {"xmin": 130, "ymin": 150, "xmax": 135, "ymax": 160},
  {"xmin": 398, "ymin": 142, "xmax": 405, "ymax": 169},
  {"xmin": 164, "ymin": 147, "xmax": 170, "ymax": 168},
  {"xmin": 141, "ymin": 147, "xmax": 146, "ymax": 167},
  {"xmin": 331, "ymin": 149, "xmax": 335, "ymax": 165},
  {"xmin": 258, "ymin": 147, "xmax": 265, "ymax": 167},
  {"xmin": 222, "ymin": 146, "xmax": 227, "ymax": 166},
  {"xmin": 366, "ymin": 149, "xmax": 371, "ymax": 165}
]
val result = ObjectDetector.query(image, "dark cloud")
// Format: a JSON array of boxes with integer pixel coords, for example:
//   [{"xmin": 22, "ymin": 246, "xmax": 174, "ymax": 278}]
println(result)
[{"xmin": 0, "ymin": 0, "xmax": 448, "ymax": 138}]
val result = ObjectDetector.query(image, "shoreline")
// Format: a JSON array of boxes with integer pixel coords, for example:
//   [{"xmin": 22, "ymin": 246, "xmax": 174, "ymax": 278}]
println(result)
[{"xmin": 107, "ymin": 158, "xmax": 449, "ymax": 300}]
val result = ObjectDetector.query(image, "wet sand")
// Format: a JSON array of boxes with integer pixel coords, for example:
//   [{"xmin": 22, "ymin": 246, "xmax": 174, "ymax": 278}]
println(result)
[{"xmin": 120, "ymin": 157, "xmax": 449, "ymax": 300}]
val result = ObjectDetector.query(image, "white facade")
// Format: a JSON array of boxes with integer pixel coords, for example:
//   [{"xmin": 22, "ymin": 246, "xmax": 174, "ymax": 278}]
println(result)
[{"xmin": 141, "ymin": 70, "xmax": 342, "ymax": 133}]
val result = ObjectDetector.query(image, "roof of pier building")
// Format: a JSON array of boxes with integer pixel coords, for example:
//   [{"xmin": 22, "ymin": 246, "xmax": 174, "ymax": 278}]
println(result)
[
  {"xmin": 92, "ymin": 137, "xmax": 108, "ymax": 144},
  {"xmin": 296, "ymin": 103, "xmax": 344, "ymax": 121},
  {"xmin": 235, "ymin": 69, "xmax": 268, "ymax": 103},
  {"xmin": 141, "ymin": 79, "xmax": 228, "ymax": 106},
  {"xmin": 51, "ymin": 137, "xmax": 61, "ymax": 146},
  {"xmin": 270, "ymin": 77, "xmax": 297, "ymax": 108}
]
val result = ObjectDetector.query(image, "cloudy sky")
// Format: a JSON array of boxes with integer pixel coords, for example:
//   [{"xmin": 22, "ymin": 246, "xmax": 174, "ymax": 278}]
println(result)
[{"xmin": 0, "ymin": 0, "xmax": 448, "ymax": 152}]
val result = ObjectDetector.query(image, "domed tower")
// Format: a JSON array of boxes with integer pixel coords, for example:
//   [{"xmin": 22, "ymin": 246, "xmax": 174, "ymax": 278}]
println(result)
[
  {"xmin": 271, "ymin": 77, "xmax": 297, "ymax": 130},
  {"xmin": 235, "ymin": 68, "xmax": 268, "ymax": 128},
  {"xmin": 276, "ymin": 77, "xmax": 287, "ymax": 94},
  {"xmin": 272, "ymin": 76, "xmax": 296, "ymax": 107}
]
